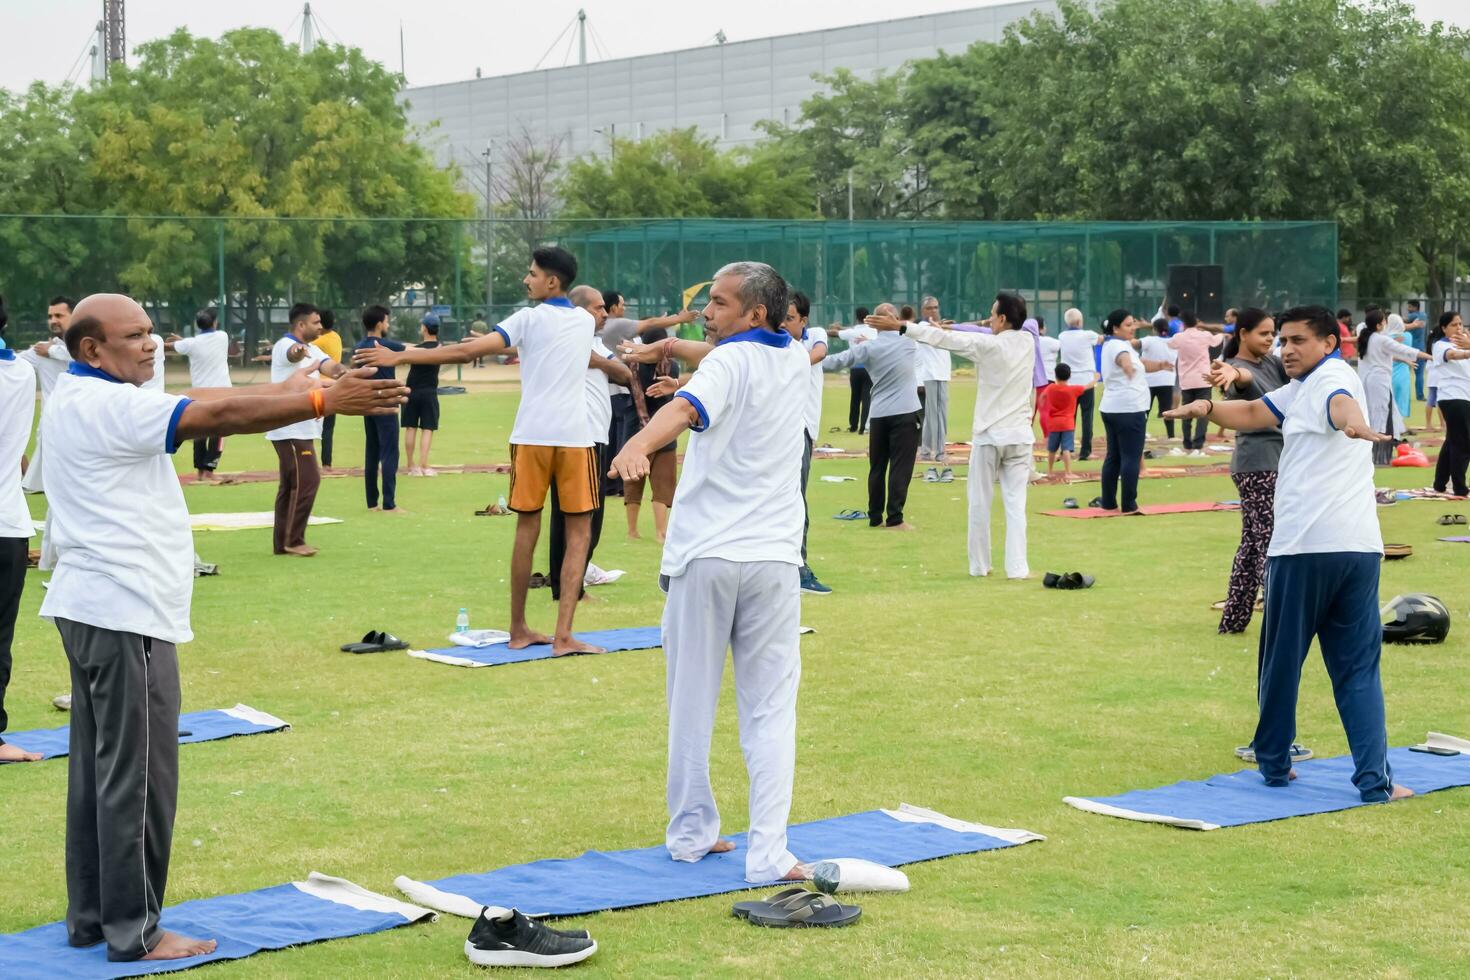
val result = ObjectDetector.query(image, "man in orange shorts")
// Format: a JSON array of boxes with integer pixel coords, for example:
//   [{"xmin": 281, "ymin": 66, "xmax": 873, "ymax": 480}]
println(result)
[{"xmin": 357, "ymin": 246, "xmax": 606, "ymax": 655}]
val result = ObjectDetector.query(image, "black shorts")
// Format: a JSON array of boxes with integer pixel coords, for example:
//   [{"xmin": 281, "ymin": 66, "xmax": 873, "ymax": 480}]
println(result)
[{"xmin": 401, "ymin": 388, "xmax": 440, "ymax": 430}]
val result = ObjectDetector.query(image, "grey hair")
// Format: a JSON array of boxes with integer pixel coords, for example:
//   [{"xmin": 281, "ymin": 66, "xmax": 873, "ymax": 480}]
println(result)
[
  {"xmin": 714, "ymin": 261, "xmax": 788, "ymax": 330},
  {"xmin": 568, "ymin": 284, "xmax": 602, "ymax": 309},
  {"xmin": 921, "ymin": 295, "xmax": 940, "ymax": 307},
  {"xmin": 1064, "ymin": 307, "xmax": 1083, "ymax": 327}
]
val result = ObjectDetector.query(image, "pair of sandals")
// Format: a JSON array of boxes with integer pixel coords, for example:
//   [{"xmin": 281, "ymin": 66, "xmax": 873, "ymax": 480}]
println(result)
[
  {"xmin": 1437, "ymin": 514, "xmax": 1467, "ymax": 526},
  {"xmin": 474, "ymin": 504, "xmax": 511, "ymax": 517},
  {"xmin": 340, "ymin": 631, "xmax": 409, "ymax": 654},
  {"xmin": 529, "ymin": 572, "xmax": 551, "ymax": 589},
  {"xmin": 833, "ymin": 509, "xmax": 868, "ymax": 521},
  {"xmin": 732, "ymin": 886, "xmax": 861, "ymax": 928},
  {"xmin": 1043, "ymin": 572, "xmax": 1095, "ymax": 590}
]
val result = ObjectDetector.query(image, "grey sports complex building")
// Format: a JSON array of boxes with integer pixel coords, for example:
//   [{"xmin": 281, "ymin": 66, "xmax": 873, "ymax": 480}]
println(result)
[{"xmin": 401, "ymin": 2, "xmax": 1060, "ymax": 169}]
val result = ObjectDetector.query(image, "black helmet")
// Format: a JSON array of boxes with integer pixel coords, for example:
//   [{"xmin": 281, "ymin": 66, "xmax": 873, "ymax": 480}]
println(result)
[{"xmin": 1381, "ymin": 594, "xmax": 1450, "ymax": 645}]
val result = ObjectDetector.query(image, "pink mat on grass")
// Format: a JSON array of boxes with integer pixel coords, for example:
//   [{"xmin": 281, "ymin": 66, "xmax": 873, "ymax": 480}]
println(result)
[{"xmin": 1042, "ymin": 501, "xmax": 1240, "ymax": 519}]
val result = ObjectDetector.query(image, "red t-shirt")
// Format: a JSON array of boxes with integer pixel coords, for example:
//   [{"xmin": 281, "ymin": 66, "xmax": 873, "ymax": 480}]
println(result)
[{"xmin": 1042, "ymin": 383, "xmax": 1085, "ymax": 433}]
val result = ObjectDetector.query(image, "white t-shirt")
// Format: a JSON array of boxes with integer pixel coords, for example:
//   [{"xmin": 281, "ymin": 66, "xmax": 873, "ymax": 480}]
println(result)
[
  {"xmin": 0, "ymin": 353, "xmax": 36, "ymax": 539},
  {"xmin": 1140, "ymin": 334, "xmax": 1177, "ymax": 387},
  {"xmin": 801, "ymin": 326, "xmax": 828, "ymax": 440},
  {"xmin": 1262, "ymin": 355, "xmax": 1381, "ymax": 556},
  {"xmin": 661, "ymin": 328, "xmax": 807, "ymax": 577},
  {"xmin": 495, "ymin": 298, "xmax": 596, "ymax": 447},
  {"xmin": 1058, "ymin": 328, "xmax": 1100, "ymax": 385},
  {"xmin": 913, "ymin": 331, "xmax": 953, "ymax": 383},
  {"xmin": 1099, "ymin": 337, "xmax": 1150, "ymax": 413},
  {"xmin": 1432, "ymin": 338, "xmax": 1470, "ymax": 402},
  {"xmin": 174, "ymin": 330, "xmax": 233, "ymax": 389},
  {"xmin": 18, "ymin": 338, "xmax": 70, "ymax": 398},
  {"xmin": 38, "ymin": 364, "xmax": 196, "ymax": 643},
  {"xmin": 583, "ymin": 338, "xmax": 615, "ymax": 446},
  {"xmin": 141, "ymin": 340, "xmax": 167, "ymax": 392},
  {"xmin": 1038, "ymin": 335, "xmax": 1061, "ymax": 382},
  {"xmin": 266, "ymin": 334, "xmax": 329, "ymax": 442}
]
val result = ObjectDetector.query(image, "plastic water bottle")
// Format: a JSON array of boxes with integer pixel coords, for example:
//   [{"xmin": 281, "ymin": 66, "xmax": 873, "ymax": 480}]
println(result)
[
  {"xmin": 456, "ymin": 608, "xmax": 469, "ymax": 634},
  {"xmin": 497, "ymin": 494, "xmax": 508, "ymax": 511}
]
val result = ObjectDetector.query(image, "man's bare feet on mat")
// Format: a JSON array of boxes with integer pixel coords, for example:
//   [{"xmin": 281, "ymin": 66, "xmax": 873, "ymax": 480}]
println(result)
[
  {"xmin": 552, "ymin": 637, "xmax": 606, "ymax": 657},
  {"xmin": 1390, "ymin": 784, "xmax": 1415, "ymax": 801},
  {"xmin": 782, "ymin": 862, "xmax": 813, "ymax": 881},
  {"xmin": 710, "ymin": 839, "xmax": 736, "ymax": 854},
  {"xmin": 0, "ymin": 743, "xmax": 42, "ymax": 762},
  {"xmin": 142, "ymin": 932, "xmax": 216, "ymax": 960},
  {"xmin": 508, "ymin": 630, "xmax": 553, "ymax": 650}
]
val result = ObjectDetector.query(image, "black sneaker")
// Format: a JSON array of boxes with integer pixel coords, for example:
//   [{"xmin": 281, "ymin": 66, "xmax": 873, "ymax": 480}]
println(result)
[{"xmin": 465, "ymin": 908, "xmax": 597, "ymax": 968}]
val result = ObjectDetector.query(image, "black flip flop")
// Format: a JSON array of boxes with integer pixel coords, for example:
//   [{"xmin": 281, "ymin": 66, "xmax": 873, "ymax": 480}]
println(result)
[
  {"xmin": 1383, "ymin": 543, "xmax": 1413, "ymax": 560},
  {"xmin": 1043, "ymin": 572, "xmax": 1062, "ymax": 589},
  {"xmin": 1437, "ymin": 514, "xmax": 1467, "ymax": 526},
  {"xmin": 340, "ymin": 630, "xmax": 384, "ymax": 653},
  {"xmin": 731, "ymin": 886, "xmax": 811, "ymax": 921},
  {"xmin": 747, "ymin": 892, "xmax": 861, "ymax": 929},
  {"xmin": 1063, "ymin": 572, "xmax": 1096, "ymax": 589},
  {"xmin": 529, "ymin": 572, "xmax": 550, "ymax": 589},
  {"xmin": 1062, "ymin": 497, "xmax": 1079, "ymax": 510}
]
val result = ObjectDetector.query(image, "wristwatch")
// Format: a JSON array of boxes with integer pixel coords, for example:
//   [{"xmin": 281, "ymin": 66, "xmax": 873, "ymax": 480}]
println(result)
[{"xmin": 898, "ymin": 323, "xmax": 908, "ymax": 335}]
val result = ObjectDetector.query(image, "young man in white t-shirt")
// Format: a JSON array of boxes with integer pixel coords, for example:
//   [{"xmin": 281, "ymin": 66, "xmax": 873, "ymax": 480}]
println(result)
[
  {"xmin": 1167, "ymin": 305, "xmax": 1412, "ymax": 804},
  {"xmin": 781, "ymin": 291, "xmax": 832, "ymax": 595},
  {"xmin": 610, "ymin": 261, "xmax": 812, "ymax": 885},
  {"xmin": 41, "ymin": 293, "xmax": 406, "ymax": 964},
  {"xmin": 17, "ymin": 295, "xmax": 74, "ymax": 494},
  {"xmin": 165, "ymin": 308, "xmax": 233, "ymax": 482},
  {"xmin": 356, "ymin": 246, "xmax": 606, "ymax": 656},
  {"xmin": 266, "ymin": 303, "xmax": 346, "ymax": 556},
  {"xmin": 1056, "ymin": 308, "xmax": 1101, "ymax": 460},
  {"xmin": 0, "ymin": 347, "xmax": 40, "ymax": 763}
]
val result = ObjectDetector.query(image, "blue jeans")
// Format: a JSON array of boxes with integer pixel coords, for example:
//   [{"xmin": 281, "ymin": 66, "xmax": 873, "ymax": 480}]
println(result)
[
  {"xmin": 1100, "ymin": 410, "xmax": 1147, "ymax": 511},
  {"xmin": 364, "ymin": 415, "xmax": 400, "ymax": 510},
  {"xmin": 1255, "ymin": 553, "xmax": 1392, "ymax": 801}
]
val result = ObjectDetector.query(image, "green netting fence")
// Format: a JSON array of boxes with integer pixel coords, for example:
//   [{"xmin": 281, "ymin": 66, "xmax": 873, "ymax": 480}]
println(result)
[{"xmin": 0, "ymin": 215, "xmax": 1337, "ymax": 352}]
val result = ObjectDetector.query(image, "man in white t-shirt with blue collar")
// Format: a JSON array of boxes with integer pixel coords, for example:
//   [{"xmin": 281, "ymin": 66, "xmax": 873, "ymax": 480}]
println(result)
[
  {"xmin": 610, "ymin": 261, "xmax": 812, "ymax": 885},
  {"xmin": 40, "ymin": 293, "xmax": 406, "ymax": 964},
  {"xmin": 781, "ymin": 290, "xmax": 832, "ymax": 595},
  {"xmin": 357, "ymin": 246, "xmax": 606, "ymax": 656}
]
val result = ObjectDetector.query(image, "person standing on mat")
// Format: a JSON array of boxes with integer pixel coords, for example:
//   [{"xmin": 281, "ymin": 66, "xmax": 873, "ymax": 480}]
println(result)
[
  {"xmin": 402, "ymin": 313, "xmax": 443, "ymax": 477},
  {"xmin": 267, "ymin": 303, "xmax": 345, "ymax": 556},
  {"xmin": 1098, "ymin": 310, "xmax": 1172, "ymax": 514},
  {"xmin": 356, "ymin": 246, "xmax": 606, "ymax": 656},
  {"xmin": 609, "ymin": 261, "xmax": 812, "ymax": 885},
  {"xmin": 355, "ymin": 306, "xmax": 405, "ymax": 513},
  {"xmin": 1430, "ymin": 311, "xmax": 1470, "ymax": 496},
  {"xmin": 164, "ymin": 308, "xmax": 233, "ymax": 483},
  {"xmin": 0, "ymin": 345, "xmax": 40, "ymax": 763},
  {"xmin": 838, "ymin": 306, "xmax": 874, "ymax": 434},
  {"xmin": 1057, "ymin": 308, "xmax": 1100, "ymax": 461},
  {"xmin": 1169, "ymin": 312, "xmax": 1221, "ymax": 456},
  {"xmin": 823, "ymin": 304, "xmax": 919, "ymax": 529},
  {"xmin": 870, "ymin": 292, "xmax": 1036, "ymax": 578},
  {"xmin": 314, "ymin": 309, "xmax": 344, "ymax": 469},
  {"xmin": 915, "ymin": 296, "xmax": 953, "ymax": 481},
  {"xmin": 1166, "ymin": 305, "xmax": 1413, "ymax": 804},
  {"xmin": 1040, "ymin": 363, "xmax": 1095, "ymax": 482},
  {"xmin": 783, "ymin": 290, "xmax": 832, "ymax": 595},
  {"xmin": 40, "ymin": 293, "xmax": 406, "ymax": 964},
  {"xmin": 548, "ymin": 285, "xmax": 632, "ymax": 602}
]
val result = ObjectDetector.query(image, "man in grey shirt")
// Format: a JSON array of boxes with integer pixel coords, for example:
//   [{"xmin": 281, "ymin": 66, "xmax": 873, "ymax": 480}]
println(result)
[{"xmin": 823, "ymin": 303, "xmax": 920, "ymax": 528}]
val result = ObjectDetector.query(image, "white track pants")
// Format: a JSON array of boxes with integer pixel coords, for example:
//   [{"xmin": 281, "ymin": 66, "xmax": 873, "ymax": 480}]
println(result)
[
  {"xmin": 968, "ymin": 442, "xmax": 1031, "ymax": 579},
  {"xmin": 662, "ymin": 557, "xmax": 801, "ymax": 883}
]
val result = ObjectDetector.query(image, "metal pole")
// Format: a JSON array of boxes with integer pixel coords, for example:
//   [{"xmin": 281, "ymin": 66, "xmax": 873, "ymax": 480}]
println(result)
[
  {"xmin": 483, "ymin": 143, "xmax": 494, "ymax": 313},
  {"xmin": 216, "ymin": 220, "xmax": 226, "ymax": 312},
  {"xmin": 847, "ymin": 170, "xmax": 855, "ymax": 316},
  {"xmin": 578, "ymin": 9, "xmax": 587, "ymax": 65}
]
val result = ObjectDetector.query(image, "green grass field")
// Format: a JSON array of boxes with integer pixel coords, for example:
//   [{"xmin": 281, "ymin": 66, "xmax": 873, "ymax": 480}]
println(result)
[{"xmin": 4, "ymin": 377, "xmax": 1468, "ymax": 978}]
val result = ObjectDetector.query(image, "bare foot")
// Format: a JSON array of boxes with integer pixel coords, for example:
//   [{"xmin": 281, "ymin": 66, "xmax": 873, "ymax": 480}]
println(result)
[
  {"xmin": 507, "ymin": 630, "xmax": 553, "ymax": 650},
  {"xmin": 368, "ymin": 506, "xmax": 381, "ymax": 512},
  {"xmin": 781, "ymin": 862, "xmax": 813, "ymax": 881},
  {"xmin": 627, "ymin": 532, "xmax": 641, "ymax": 540},
  {"xmin": 1389, "ymin": 784, "xmax": 1415, "ymax": 801},
  {"xmin": 577, "ymin": 591, "xmax": 601, "ymax": 603},
  {"xmin": 709, "ymin": 839, "xmax": 736, "ymax": 854},
  {"xmin": 883, "ymin": 522, "xmax": 916, "ymax": 531},
  {"xmin": 141, "ymin": 931, "xmax": 217, "ymax": 960},
  {"xmin": 1288, "ymin": 769, "xmax": 1298, "ymax": 781},
  {"xmin": 551, "ymin": 637, "xmax": 607, "ymax": 657},
  {"xmin": 0, "ymin": 743, "xmax": 43, "ymax": 762},
  {"xmin": 382, "ymin": 508, "xmax": 409, "ymax": 515},
  {"xmin": 282, "ymin": 545, "xmax": 317, "ymax": 558}
]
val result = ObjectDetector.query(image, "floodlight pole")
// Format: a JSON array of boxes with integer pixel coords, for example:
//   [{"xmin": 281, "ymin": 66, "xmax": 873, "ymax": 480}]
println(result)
[
  {"xmin": 484, "ymin": 143, "xmax": 495, "ymax": 312},
  {"xmin": 847, "ymin": 169, "xmax": 855, "ymax": 315}
]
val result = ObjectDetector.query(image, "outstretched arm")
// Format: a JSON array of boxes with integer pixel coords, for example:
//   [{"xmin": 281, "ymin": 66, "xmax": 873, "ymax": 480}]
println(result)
[
  {"xmin": 637, "ymin": 309, "xmax": 699, "ymax": 336},
  {"xmin": 608, "ymin": 398, "xmax": 699, "ymax": 480},
  {"xmin": 175, "ymin": 368, "xmax": 406, "ymax": 440},
  {"xmin": 1329, "ymin": 392, "xmax": 1392, "ymax": 441},
  {"xmin": 619, "ymin": 337, "xmax": 713, "ymax": 368},
  {"xmin": 590, "ymin": 350, "xmax": 633, "ymax": 386},
  {"xmin": 355, "ymin": 332, "xmax": 506, "ymax": 368},
  {"xmin": 1165, "ymin": 397, "xmax": 1276, "ymax": 432}
]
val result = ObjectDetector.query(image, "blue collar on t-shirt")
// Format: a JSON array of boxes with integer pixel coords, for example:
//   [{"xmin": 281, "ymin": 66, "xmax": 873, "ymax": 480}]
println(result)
[
  {"xmin": 542, "ymin": 296, "xmax": 574, "ymax": 309},
  {"xmin": 281, "ymin": 333, "xmax": 305, "ymax": 345},
  {"xmin": 67, "ymin": 361, "xmax": 124, "ymax": 384},
  {"xmin": 1298, "ymin": 348, "xmax": 1342, "ymax": 381},
  {"xmin": 717, "ymin": 327, "xmax": 792, "ymax": 348},
  {"xmin": 0, "ymin": 349, "xmax": 13, "ymax": 361}
]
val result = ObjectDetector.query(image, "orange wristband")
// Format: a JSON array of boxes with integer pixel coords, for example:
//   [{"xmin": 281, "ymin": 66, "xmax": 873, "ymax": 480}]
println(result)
[{"xmin": 309, "ymin": 389, "xmax": 325, "ymax": 418}]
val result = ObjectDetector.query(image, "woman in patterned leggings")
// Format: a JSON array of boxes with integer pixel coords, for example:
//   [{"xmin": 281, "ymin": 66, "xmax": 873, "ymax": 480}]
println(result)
[{"xmin": 1209, "ymin": 309, "xmax": 1287, "ymax": 634}]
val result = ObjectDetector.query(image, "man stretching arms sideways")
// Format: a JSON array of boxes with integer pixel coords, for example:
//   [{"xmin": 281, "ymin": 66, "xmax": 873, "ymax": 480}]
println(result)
[{"xmin": 357, "ymin": 247, "xmax": 605, "ymax": 656}]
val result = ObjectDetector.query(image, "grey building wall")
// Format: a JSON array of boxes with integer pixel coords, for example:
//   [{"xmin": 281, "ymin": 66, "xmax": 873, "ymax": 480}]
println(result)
[{"xmin": 401, "ymin": 2, "xmax": 1060, "ymax": 171}]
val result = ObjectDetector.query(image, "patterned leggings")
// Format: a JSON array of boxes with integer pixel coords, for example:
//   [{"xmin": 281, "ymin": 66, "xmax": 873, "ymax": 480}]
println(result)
[{"xmin": 1219, "ymin": 470, "xmax": 1277, "ymax": 634}]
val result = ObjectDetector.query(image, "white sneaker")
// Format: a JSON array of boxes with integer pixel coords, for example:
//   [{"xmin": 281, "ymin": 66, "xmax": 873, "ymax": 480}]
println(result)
[
  {"xmin": 422, "ymin": 467, "xmax": 438, "ymax": 477},
  {"xmin": 923, "ymin": 467, "xmax": 939, "ymax": 483},
  {"xmin": 406, "ymin": 467, "xmax": 423, "ymax": 477},
  {"xmin": 1189, "ymin": 449, "xmax": 1207, "ymax": 458},
  {"xmin": 1168, "ymin": 447, "xmax": 1187, "ymax": 457},
  {"xmin": 53, "ymin": 694, "xmax": 71, "ymax": 711}
]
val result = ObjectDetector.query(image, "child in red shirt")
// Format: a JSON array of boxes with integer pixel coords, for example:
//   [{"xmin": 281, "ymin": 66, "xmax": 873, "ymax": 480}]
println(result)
[{"xmin": 1041, "ymin": 363, "xmax": 1097, "ymax": 480}]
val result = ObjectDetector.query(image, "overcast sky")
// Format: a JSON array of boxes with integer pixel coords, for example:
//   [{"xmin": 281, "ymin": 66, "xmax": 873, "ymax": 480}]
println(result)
[{"xmin": 4, "ymin": 0, "xmax": 1469, "ymax": 93}]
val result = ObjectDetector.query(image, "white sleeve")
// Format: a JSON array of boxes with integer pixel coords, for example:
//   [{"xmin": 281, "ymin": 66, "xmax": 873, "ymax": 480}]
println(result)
[
  {"xmin": 100, "ymin": 388, "xmax": 194, "ymax": 459},
  {"xmin": 173, "ymin": 337, "xmax": 196, "ymax": 356},
  {"xmin": 495, "ymin": 308, "xmax": 532, "ymax": 348},
  {"xmin": 1261, "ymin": 378, "xmax": 1300, "ymax": 424},
  {"xmin": 676, "ymin": 351, "xmax": 738, "ymax": 432},
  {"xmin": 49, "ymin": 339, "xmax": 73, "ymax": 363}
]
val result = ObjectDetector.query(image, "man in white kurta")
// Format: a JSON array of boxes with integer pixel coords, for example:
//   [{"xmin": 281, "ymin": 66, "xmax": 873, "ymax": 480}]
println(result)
[{"xmin": 609, "ymin": 262, "xmax": 809, "ymax": 883}]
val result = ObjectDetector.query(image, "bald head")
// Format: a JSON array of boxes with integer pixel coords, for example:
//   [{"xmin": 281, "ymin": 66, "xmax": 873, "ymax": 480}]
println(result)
[
  {"xmin": 67, "ymin": 293, "xmax": 159, "ymax": 385},
  {"xmin": 873, "ymin": 303, "xmax": 899, "ymax": 319},
  {"xmin": 570, "ymin": 284, "xmax": 608, "ymax": 329}
]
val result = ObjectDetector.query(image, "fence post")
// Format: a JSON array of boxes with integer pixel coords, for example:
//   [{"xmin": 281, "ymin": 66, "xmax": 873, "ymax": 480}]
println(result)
[
  {"xmin": 216, "ymin": 220, "xmax": 226, "ymax": 316},
  {"xmin": 455, "ymin": 220, "xmax": 464, "ymax": 383}
]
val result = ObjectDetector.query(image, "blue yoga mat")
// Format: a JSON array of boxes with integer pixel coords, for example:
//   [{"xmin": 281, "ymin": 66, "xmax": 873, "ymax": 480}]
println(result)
[
  {"xmin": 399, "ymin": 806, "xmax": 1041, "ymax": 917},
  {"xmin": 2, "ymin": 705, "xmax": 288, "ymax": 763},
  {"xmin": 410, "ymin": 626, "xmax": 662, "ymax": 668},
  {"xmin": 1066, "ymin": 747, "xmax": 1470, "ymax": 830},
  {"xmin": 0, "ymin": 873, "xmax": 434, "ymax": 980}
]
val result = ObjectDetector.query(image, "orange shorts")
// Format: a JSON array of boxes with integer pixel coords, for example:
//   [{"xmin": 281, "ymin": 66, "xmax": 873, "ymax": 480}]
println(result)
[{"xmin": 508, "ymin": 444, "xmax": 599, "ymax": 514}]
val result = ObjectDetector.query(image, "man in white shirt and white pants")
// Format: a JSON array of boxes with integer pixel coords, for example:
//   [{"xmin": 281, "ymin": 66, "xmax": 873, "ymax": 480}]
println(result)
[
  {"xmin": 871, "ymin": 292, "xmax": 1036, "ymax": 579},
  {"xmin": 916, "ymin": 295, "xmax": 954, "ymax": 479},
  {"xmin": 166, "ymin": 308, "xmax": 233, "ymax": 482},
  {"xmin": 0, "ymin": 347, "xmax": 40, "ymax": 762},
  {"xmin": 40, "ymin": 293, "xmax": 405, "ymax": 963},
  {"xmin": 610, "ymin": 261, "xmax": 811, "ymax": 884},
  {"xmin": 1057, "ymin": 308, "xmax": 1101, "ymax": 461}
]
